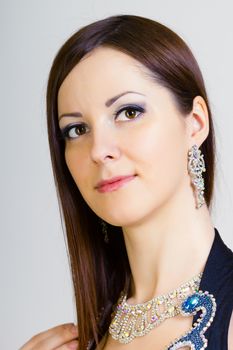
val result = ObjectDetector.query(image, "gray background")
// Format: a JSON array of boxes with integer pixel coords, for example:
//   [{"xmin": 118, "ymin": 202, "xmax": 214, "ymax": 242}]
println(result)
[{"xmin": 1, "ymin": 1, "xmax": 232, "ymax": 349}]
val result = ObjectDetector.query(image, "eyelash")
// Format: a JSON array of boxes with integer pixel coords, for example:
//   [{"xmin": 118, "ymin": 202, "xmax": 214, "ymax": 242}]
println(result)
[{"xmin": 59, "ymin": 104, "xmax": 145, "ymax": 141}]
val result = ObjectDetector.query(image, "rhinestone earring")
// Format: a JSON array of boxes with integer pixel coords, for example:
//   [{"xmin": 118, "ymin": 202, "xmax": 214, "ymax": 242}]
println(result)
[
  {"xmin": 187, "ymin": 144, "xmax": 206, "ymax": 209},
  {"xmin": 100, "ymin": 219, "xmax": 109, "ymax": 243}
]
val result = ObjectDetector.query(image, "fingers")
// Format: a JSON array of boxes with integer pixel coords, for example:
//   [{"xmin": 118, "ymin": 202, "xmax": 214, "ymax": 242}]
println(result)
[
  {"xmin": 55, "ymin": 339, "xmax": 79, "ymax": 350},
  {"xmin": 19, "ymin": 323, "xmax": 79, "ymax": 350}
]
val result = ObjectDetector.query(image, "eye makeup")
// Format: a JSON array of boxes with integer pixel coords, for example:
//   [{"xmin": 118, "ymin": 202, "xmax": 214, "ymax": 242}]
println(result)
[{"xmin": 59, "ymin": 102, "xmax": 146, "ymax": 141}]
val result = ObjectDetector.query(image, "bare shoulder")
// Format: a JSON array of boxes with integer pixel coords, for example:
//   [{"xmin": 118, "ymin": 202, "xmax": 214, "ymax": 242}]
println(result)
[{"xmin": 228, "ymin": 309, "xmax": 233, "ymax": 350}]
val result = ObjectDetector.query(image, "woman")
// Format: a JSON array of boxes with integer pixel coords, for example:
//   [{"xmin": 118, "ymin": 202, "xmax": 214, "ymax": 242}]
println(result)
[{"xmin": 20, "ymin": 14, "xmax": 233, "ymax": 350}]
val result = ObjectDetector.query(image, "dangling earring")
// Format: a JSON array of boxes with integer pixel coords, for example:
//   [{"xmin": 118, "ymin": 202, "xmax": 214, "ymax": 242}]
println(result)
[
  {"xmin": 100, "ymin": 219, "xmax": 109, "ymax": 243},
  {"xmin": 187, "ymin": 144, "xmax": 206, "ymax": 209}
]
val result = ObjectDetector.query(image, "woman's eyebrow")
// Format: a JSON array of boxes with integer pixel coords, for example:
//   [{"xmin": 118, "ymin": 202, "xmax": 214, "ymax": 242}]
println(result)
[
  {"xmin": 105, "ymin": 90, "xmax": 145, "ymax": 107},
  {"xmin": 58, "ymin": 91, "xmax": 145, "ymax": 121}
]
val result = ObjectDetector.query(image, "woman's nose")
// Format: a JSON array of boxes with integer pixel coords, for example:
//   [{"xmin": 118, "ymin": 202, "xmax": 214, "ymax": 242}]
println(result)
[{"xmin": 89, "ymin": 124, "xmax": 121, "ymax": 165}]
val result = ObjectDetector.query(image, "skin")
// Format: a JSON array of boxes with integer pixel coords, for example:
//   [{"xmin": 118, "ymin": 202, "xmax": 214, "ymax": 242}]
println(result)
[
  {"xmin": 21, "ymin": 46, "xmax": 229, "ymax": 348},
  {"xmin": 57, "ymin": 47, "xmax": 216, "ymax": 349},
  {"xmin": 19, "ymin": 323, "xmax": 79, "ymax": 349},
  {"xmin": 57, "ymin": 46, "xmax": 215, "ymax": 303}
]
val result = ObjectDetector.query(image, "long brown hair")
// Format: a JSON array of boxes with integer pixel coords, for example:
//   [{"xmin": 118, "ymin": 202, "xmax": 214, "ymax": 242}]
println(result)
[{"xmin": 46, "ymin": 14, "xmax": 216, "ymax": 349}]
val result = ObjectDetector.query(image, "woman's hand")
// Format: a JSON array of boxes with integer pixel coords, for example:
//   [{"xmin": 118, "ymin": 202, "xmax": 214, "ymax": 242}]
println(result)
[{"xmin": 19, "ymin": 323, "xmax": 79, "ymax": 350}]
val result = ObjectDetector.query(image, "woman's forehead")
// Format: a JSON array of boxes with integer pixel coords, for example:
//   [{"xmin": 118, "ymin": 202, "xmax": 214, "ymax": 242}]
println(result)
[
  {"xmin": 58, "ymin": 47, "xmax": 156, "ymax": 95},
  {"xmin": 56, "ymin": 46, "xmax": 179, "ymax": 121}
]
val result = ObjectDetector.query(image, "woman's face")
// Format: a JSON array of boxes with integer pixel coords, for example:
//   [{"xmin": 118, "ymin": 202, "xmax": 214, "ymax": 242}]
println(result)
[{"xmin": 57, "ymin": 46, "xmax": 191, "ymax": 227}]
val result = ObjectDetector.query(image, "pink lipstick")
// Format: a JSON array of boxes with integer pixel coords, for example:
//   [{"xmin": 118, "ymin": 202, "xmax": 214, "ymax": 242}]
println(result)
[{"xmin": 96, "ymin": 175, "xmax": 136, "ymax": 193}]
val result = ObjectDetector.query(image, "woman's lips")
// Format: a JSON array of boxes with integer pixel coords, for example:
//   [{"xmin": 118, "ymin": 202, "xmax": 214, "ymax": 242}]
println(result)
[{"xmin": 96, "ymin": 175, "xmax": 136, "ymax": 193}]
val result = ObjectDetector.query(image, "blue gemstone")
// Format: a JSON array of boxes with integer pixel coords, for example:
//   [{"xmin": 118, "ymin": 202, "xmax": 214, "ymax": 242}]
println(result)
[{"xmin": 182, "ymin": 294, "xmax": 199, "ymax": 312}]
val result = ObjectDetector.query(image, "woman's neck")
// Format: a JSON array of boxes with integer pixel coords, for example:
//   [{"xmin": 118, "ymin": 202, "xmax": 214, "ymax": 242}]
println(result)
[{"xmin": 122, "ymin": 188, "xmax": 215, "ymax": 304}]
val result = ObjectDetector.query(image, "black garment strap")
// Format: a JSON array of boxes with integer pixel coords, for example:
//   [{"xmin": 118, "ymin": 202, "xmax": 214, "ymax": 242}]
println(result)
[{"xmin": 192, "ymin": 227, "xmax": 233, "ymax": 349}]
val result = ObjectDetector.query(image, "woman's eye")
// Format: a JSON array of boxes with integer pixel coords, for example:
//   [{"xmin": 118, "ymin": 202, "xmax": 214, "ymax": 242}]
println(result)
[
  {"xmin": 114, "ymin": 105, "xmax": 145, "ymax": 121},
  {"xmin": 59, "ymin": 105, "xmax": 145, "ymax": 141},
  {"xmin": 60, "ymin": 123, "xmax": 89, "ymax": 140}
]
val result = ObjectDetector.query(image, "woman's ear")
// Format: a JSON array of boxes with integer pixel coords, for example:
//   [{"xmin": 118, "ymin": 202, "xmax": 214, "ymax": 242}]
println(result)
[{"xmin": 185, "ymin": 95, "xmax": 210, "ymax": 148}]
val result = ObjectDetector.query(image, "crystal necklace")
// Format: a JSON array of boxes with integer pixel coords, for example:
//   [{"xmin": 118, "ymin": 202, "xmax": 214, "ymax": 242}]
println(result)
[{"xmin": 108, "ymin": 272, "xmax": 203, "ymax": 344}]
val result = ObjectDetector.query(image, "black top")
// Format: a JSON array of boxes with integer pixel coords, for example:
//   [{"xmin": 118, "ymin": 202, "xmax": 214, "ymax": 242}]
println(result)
[{"xmin": 192, "ymin": 227, "xmax": 233, "ymax": 348}]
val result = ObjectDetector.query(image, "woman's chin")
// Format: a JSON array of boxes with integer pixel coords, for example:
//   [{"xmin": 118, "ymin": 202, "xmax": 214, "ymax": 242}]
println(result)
[{"xmin": 99, "ymin": 212, "xmax": 145, "ymax": 228}]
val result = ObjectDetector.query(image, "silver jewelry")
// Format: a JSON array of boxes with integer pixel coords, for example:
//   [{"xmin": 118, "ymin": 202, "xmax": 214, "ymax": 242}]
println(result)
[
  {"xmin": 187, "ymin": 144, "xmax": 206, "ymax": 209},
  {"xmin": 100, "ymin": 219, "xmax": 109, "ymax": 243},
  {"xmin": 108, "ymin": 272, "xmax": 203, "ymax": 344}
]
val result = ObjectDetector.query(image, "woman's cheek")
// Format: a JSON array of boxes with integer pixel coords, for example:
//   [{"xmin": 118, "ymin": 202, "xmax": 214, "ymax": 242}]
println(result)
[{"xmin": 65, "ymin": 149, "xmax": 88, "ymax": 185}]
